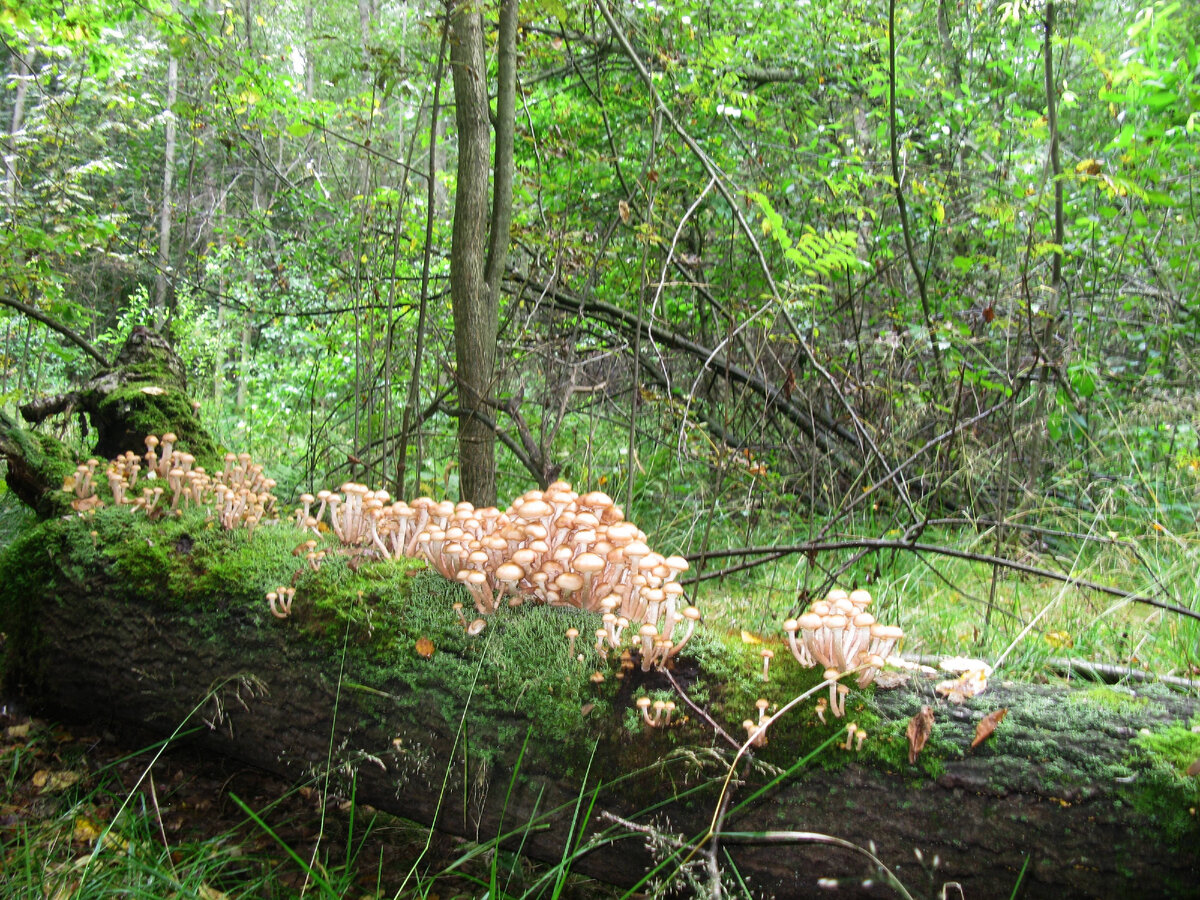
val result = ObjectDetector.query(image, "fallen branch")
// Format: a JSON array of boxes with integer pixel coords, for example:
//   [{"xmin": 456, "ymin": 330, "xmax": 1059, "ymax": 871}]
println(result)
[{"xmin": 683, "ymin": 538, "xmax": 1199, "ymax": 622}]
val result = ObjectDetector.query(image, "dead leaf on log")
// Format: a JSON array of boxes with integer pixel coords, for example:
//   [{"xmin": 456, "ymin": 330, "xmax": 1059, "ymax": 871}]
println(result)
[
  {"xmin": 414, "ymin": 637, "xmax": 435, "ymax": 659},
  {"xmin": 1186, "ymin": 759, "xmax": 1200, "ymax": 777},
  {"xmin": 140, "ymin": 386, "xmax": 166, "ymax": 395},
  {"xmin": 907, "ymin": 705, "xmax": 934, "ymax": 764},
  {"xmin": 971, "ymin": 709, "xmax": 1008, "ymax": 750}
]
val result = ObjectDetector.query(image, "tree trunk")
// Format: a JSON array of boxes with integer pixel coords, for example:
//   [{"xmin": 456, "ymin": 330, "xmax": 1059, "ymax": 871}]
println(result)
[
  {"xmin": 155, "ymin": 1, "xmax": 180, "ymax": 319},
  {"xmin": 449, "ymin": 2, "xmax": 497, "ymax": 507},
  {"xmin": 4, "ymin": 46, "xmax": 32, "ymax": 210}
]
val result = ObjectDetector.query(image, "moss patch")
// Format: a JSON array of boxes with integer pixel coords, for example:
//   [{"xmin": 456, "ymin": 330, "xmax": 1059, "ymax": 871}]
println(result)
[{"xmin": 1129, "ymin": 715, "xmax": 1200, "ymax": 841}]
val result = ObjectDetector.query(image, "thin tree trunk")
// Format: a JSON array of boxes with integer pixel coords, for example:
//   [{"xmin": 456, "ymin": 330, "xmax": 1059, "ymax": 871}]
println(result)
[
  {"xmin": 1024, "ymin": 0, "xmax": 1063, "ymax": 494},
  {"xmin": 888, "ymin": 0, "xmax": 944, "ymax": 393},
  {"xmin": 155, "ymin": 4, "xmax": 180, "ymax": 320},
  {"xmin": 483, "ymin": 0, "xmax": 517, "ymax": 307},
  {"xmin": 449, "ymin": 1, "xmax": 496, "ymax": 507},
  {"xmin": 397, "ymin": 13, "xmax": 450, "ymax": 497},
  {"xmin": 304, "ymin": 1, "xmax": 316, "ymax": 101},
  {"xmin": 3, "ymin": 47, "xmax": 32, "ymax": 210}
]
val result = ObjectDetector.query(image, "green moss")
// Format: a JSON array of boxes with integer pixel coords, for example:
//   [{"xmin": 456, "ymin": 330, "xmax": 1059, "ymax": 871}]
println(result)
[
  {"xmin": 94, "ymin": 384, "xmax": 217, "ymax": 467},
  {"xmin": 1127, "ymin": 716, "xmax": 1200, "ymax": 842},
  {"xmin": 861, "ymin": 693, "xmax": 959, "ymax": 779},
  {"xmin": 686, "ymin": 629, "xmax": 888, "ymax": 771},
  {"xmin": 1067, "ymin": 685, "xmax": 1150, "ymax": 714},
  {"xmin": 1133, "ymin": 715, "xmax": 1200, "ymax": 774}
]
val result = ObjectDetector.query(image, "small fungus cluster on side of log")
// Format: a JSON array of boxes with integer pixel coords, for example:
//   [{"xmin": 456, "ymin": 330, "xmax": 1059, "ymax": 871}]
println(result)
[
  {"xmin": 782, "ymin": 588, "xmax": 905, "ymax": 717},
  {"xmin": 64, "ymin": 433, "xmax": 278, "ymax": 530}
]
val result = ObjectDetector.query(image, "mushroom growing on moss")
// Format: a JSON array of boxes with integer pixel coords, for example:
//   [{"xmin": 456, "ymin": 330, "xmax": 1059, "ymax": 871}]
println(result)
[{"xmin": 781, "ymin": 588, "xmax": 904, "ymax": 716}]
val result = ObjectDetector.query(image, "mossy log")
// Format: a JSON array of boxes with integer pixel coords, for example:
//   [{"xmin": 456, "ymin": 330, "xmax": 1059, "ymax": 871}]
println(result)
[
  {"xmin": 0, "ymin": 508, "xmax": 1197, "ymax": 899},
  {"xmin": 0, "ymin": 332, "xmax": 1197, "ymax": 898},
  {"xmin": 5, "ymin": 327, "xmax": 215, "ymax": 511}
]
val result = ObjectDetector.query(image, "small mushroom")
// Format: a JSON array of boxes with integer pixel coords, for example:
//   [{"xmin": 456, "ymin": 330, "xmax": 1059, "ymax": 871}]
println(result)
[{"xmin": 760, "ymin": 647, "xmax": 775, "ymax": 682}]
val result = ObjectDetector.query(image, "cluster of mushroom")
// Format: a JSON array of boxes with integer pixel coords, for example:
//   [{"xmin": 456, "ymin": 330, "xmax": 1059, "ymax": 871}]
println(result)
[
  {"xmin": 62, "ymin": 434, "xmax": 279, "ymax": 531},
  {"xmin": 294, "ymin": 481, "xmax": 700, "ymax": 669},
  {"xmin": 782, "ymin": 588, "xmax": 904, "ymax": 718},
  {"xmin": 636, "ymin": 696, "xmax": 677, "ymax": 728}
]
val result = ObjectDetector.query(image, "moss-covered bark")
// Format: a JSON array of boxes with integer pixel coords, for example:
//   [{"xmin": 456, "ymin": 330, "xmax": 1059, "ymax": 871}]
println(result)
[
  {"xmin": 12, "ymin": 327, "xmax": 217, "ymax": 475},
  {"xmin": 0, "ymin": 508, "xmax": 1197, "ymax": 898}
]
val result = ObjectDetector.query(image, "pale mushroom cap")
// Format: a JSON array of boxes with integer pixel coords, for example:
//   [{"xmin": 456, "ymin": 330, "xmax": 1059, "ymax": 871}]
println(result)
[
  {"xmin": 624, "ymin": 540, "xmax": 650, "ymax": 558},
  {"xmin": 826, "ymin": 589, "xmax": 849, "ymax": 602},
  {"xmin": 573, "ymin": 552, "xmax": 605, "ymax": 574},
  {"xmin": 636, "ymin": 696, "xmax": 652, "ymax": 708},
  {"xmin": 870, "ymin": 624, "xmax": 904, "ymax": 640},
  {"xmin": 783, "ymin": 618, "xmax": 800, "ymax": 633},
  {"xmin": 467, "ymin": 618, "xmax": 487, "ymax": 635},
  {"xmin": 556, "ymin": 572, "xmax": 584, "ymax": 592},
  {"xmin": 849, "ymin": 588, "xmax": 873, "ymax": 607},
  {"xmin": 495, "ymin": 562, "xmax": 524, "ymax": 583},
  {"xmin": 519, "ymin": 499, "xmax": 552, "ymax": 519},
  {"xmin": 797, "ymin": 612, "xmax": 823, "ymax": 630}
]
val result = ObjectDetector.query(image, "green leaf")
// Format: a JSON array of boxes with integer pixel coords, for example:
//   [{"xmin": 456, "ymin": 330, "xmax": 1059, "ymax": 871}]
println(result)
[{"xmin": 287, "ymin": 120, "xmax": 314, "ymax": 139}]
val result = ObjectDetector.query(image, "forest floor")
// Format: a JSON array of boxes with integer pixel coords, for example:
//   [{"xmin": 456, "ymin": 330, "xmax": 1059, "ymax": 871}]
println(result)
[{"xmin": 0, "ymin": 703, "xmax": 613, "ymax": 899}]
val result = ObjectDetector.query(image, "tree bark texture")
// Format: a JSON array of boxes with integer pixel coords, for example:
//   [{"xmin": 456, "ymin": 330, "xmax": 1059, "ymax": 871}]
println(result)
[
  {"xmin": 449, "ymin": 2, "xmax": 497, "ymax": 507},
  {"xmin": 0, "ymin": 508, "xmax": 1195, "ymax": 899},
  {"xmin": 2, "ymin": 328, "xmax": 215, "ymax": 513}
]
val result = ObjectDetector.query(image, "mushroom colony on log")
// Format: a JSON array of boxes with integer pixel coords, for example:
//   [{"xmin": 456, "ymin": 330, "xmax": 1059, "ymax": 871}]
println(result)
[
  {"xmin": 68, "ymin": 434, "xmax": 907, "ymax": 689},
  {"xmin": 66, "ymin": 435, "xmax": 700, "ymax": 672}
]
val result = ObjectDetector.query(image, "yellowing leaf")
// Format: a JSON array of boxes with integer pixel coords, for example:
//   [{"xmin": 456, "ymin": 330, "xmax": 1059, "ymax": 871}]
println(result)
[
  {"xmin": 906, "ymin": 706, "xmax": 934, "ymax": 764},
  {"xmin": 34, "ymin": 769, "xmax": 81, "ymax": 793},
  {"xmin": 971, "ymin": 708, "xmax": 1008, "ymax": 749},
  {"xmin": 739, "ymin": 630, "xmax": 762, "ymax": 645},
  {"xmin": 73, "ymin": 816, "xmax": 103, "ymax": 842}
]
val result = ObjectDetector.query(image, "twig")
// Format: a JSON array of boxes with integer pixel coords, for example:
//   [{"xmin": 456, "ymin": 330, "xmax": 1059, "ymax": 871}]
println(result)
[
  {"xmin": 596, "ymin": 1, "xmax": 913, "ymax": 512},
  {"xmin": 0, "ymin": 295, "xmax": 109, "ymax": 366},
  {"xmin": 664, "ymin": 668, "xmax": 740, "ymax": 750},
  {"xmin": 682, "ymin": 537, "xmax": 1199, "ymax": 621}
]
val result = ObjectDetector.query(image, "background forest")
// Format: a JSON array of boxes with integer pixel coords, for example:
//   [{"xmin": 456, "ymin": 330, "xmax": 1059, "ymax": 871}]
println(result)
[{"xmin": 1, "ymin": 0, "xmax": 1199, "ymax": 891}]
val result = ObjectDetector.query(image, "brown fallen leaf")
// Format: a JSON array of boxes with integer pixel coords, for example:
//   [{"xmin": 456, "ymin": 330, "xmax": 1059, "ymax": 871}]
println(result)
[
  {"xmin": 1186, "ymin": 759, "xmax": 1200, "ymax": 777},
  {"xmin": 971, "ymin": 708, "xmax": 1008, "ymax": 750},
  {"xmin": 906, "ymin": 705, "xmax": 934, "ymax": 764}
]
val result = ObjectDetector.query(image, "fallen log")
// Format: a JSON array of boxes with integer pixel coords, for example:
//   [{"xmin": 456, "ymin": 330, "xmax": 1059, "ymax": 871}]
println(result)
[
  {"xmin": 0, "ymin": 332, "xmax": 1196, "ymax": 897},
  {"xmin": 0, "ymin": 503, "xmax": 1197, "ymax": 899}
]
